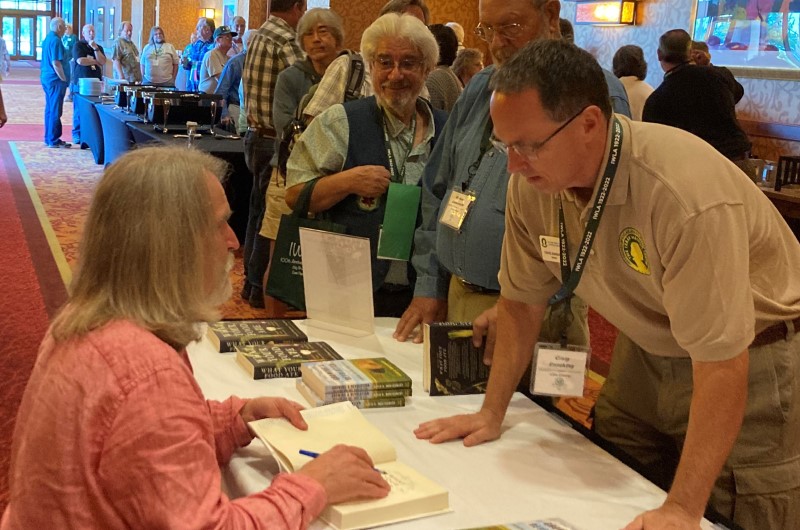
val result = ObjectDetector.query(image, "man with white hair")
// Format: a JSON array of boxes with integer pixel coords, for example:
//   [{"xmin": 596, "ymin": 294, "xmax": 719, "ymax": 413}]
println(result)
[
  {"xmin": 111, "ymin": 21, "xmax": 142, "ymax": 82},
  {"xmin": 40, "ymin": 17, "xmax": 70, "ymax": 148},
  {"xmin": 230, "ymin": 15, "xmax": 247, "ymax": 56},
  {"xmin": 285, "ymin": 14, "xmax": 448, "ymax": 317},
  {"xmin": 72, "ymin": 23, "xmax": 106, "ymax": 147}
]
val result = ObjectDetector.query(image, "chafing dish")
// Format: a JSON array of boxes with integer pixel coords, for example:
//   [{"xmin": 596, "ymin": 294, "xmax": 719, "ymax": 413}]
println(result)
[
  {"xmin": 142, "ymin": 92, "xmax": 223, "ymax": 133},
  {"xmin": 124, "ymin": 85, "xmax": 169, "ymax": 114}
]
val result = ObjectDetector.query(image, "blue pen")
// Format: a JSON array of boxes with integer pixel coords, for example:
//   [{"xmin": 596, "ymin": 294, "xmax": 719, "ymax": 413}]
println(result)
[{"xmin": 299, "ymin": 449, "xmax": 387, "ymax": 474}]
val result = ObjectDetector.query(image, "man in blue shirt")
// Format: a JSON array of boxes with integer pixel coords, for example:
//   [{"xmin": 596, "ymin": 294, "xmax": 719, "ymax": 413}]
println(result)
[
  {"xmin": 394, "ymin": 0, "xmax": 630, "ymax": 343},
  {"xmin": 182, "ymin": 17, "xmax": 215, "ymax": 92},
  {"xmin": 41, "ymin": 17, "xmax": 71, "ymax": 148}
]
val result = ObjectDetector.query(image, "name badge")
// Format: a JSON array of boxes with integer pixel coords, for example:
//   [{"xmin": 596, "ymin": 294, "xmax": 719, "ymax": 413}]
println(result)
[
  {"xmin": 439, "ymin": 189, "xmax": 475, "ymax": 231},
  {"xmin": 530, "ymin": 343, "xmax": 589, "ymax": 397},
  {"xmin": 539, "ymin": 235, "xmax": 560, "ymax": 263}
]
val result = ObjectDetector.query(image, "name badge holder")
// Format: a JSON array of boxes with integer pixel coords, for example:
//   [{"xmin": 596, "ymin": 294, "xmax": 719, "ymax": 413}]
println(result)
[{"xmin": 530, "ymin": 117, "xmax": 624, "ymax": 398}]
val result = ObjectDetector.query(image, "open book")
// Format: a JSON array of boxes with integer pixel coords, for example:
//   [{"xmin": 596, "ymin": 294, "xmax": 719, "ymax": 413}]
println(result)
[{"xmin": 248, "ymin": 402, "xmax": 449, "ymax": 530}]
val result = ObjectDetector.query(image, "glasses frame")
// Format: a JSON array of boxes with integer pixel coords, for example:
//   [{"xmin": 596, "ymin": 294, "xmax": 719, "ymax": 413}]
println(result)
[
  {"xmin": 373, "ymin": 54, "xmax": 425, "ymax": 74},
  {"xmin": 491, "ymin": 106, "xmax": 588, "ymax": 161},
  {"xmin": 473, "ymin": 21, "xmax": 528, "ymax": 42}
]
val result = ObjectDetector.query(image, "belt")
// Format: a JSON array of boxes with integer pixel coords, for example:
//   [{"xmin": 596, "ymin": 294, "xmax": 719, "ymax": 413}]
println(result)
[
  {"xmin": 751, "ymin": 317, "xmax": 800, "ymax": 348},
  {"xmin": 246, "ymin": 126, "xmax": 276, "ymax": 139},
  {"xmin": 456, "ymin": 276, "xmax": 500, "ymax": 295}
]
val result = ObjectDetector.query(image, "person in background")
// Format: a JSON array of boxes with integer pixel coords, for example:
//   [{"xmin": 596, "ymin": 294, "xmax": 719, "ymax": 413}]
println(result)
[
  {"xmin": 183, "ymin": 17, "xmax": 215, "ymax": 92},
  {"xmin": 425, "ymin": 24, "xmax": 462, "ymax": 112},
  {"xmin": 612, "ymin": 44, "xmax": 654, "ymax": 121},
  {"xmin": 393, "ymin": 0, "xmax": 630, "ymax": 344},
  {"xmin": 421, "ymin": 38, "xmax": 800, "ymax": 530},
  {"xmin": 61, "ymin": 25, "xmax": 76, "ymax": 101},
  {"xmin": 0, "ymin": 33, "xmax": 8, "ymax": 126},
  {"xmin": 40, "ymin": 18, "xmax": 70, "ymax": 148},
  {"xmin": 259, "ymin": 8, "xmax": 345, "ymax": 312},
  {"xmin": 691, "ymin": 39, "xmax": 744, "ymax": 103},
  {"xmin": 111, "ymin": 21, "xmax": 142, "ymax": 83},
  {"xmin": 643, "ymin": 29, "xmax": 751, "ymax": 172},
  {"xmin": 301, "ymin": 0, "xmax": 431, "ymax": 121},
  {"xmin": 216, "ymin": 29, "xmax": 256, "ymax": 130},
  {"xmin": 0, "ymin": 146, "xmax": 390, "ymax": 529},
  {"xmin": 559, "ymin": 17, "xmax": 574, "ymax": 44},
  {"xmin": 241, "ymin": 0, "xmax": 307, "ymax": 309},
  {"xmin": 445, "ymin": 21, "xmax": 465, "ymax": 51},
  {"xmin": 72, "ymin": 23, "xmax": 106, "ymax": 148},
  {"xmin": 199, "ymin": 25, "xmax": 235, "ymax": 94},
  {"xmin": 230, "ymin": 16, "xmax": 247, "ymax": 56},
  {"xmin": 451, "ymin": 48, "xmax": 484, "ymax": 87},
  {"xmin": 140, "ymin": 26, "xmax": 179, "ymax": 86},
  {"xmin": 0, "ymin": 85, "xmax": 5, "ymax": 127},
  {"xmin": 285, "ymin": 14, "xmax": 448, "ymax": 317}
]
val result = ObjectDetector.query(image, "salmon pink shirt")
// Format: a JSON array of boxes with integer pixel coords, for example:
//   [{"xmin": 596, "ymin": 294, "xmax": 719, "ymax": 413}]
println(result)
[{"xmin": 2, "ymin": 320, "xmax": 326, "ymax": 529}]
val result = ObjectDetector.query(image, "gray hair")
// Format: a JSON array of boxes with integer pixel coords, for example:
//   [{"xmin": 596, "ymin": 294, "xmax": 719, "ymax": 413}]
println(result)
[
  {"xmin": 612, "ymin": 44, "xmax": 648, "ymax": 80},
  {"xmin": 296, "ymin": 8, "xmax": 345, "ymax": 51},
  {"xmin": 242, "ymin": 29, "xmax": 257, "ymax": 52},
  {"xmin": 232, "ymin": 16, "xmax": 246, "ymax": 26},
  {"xmin": 490, "ymin": 39, "xmax": 612, "ymax": 121},
  {"xmin": 445, "ymin": 22, "xmax": 465, "ymax": 44},
  {"xmin": 118, "ymin": 21, "xmax": 133, "ymax": 36},
  {"xmin": 361, "ymin": 13, "xmax": 439, "ymax": 72},
  {"xmin": 148, "ymin": 26, "xmax": 164, "ymax": 46},
  {"xmin": 50, "ymin": 147, "xmax": 230, "ymax": 350},
  {"xmin": 452, "ymin": 48, "xmax": 483, "ymax": 78},
  {"xmin": 379, "ymin": 0, "xmax": 431, "ymax": 25},
  {"xmin": 50, "ymin": 17, "xmax": 65, "ymax": 32}
]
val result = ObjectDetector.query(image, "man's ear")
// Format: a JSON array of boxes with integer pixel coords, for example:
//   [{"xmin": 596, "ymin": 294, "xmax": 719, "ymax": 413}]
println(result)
[
  {"xmin": 656, "ymin": 49, "xmax": 663, "ymax": 62},
  {"xmin": 543, "ymin": 1, "xmax": 562, "ymax": 36},
  {"xmin": 581, "ymin": 105, "xmax": 607, "ymax": 136}
]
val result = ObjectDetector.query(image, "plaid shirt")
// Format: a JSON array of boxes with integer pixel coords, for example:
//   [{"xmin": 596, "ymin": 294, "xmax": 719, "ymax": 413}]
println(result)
[{"xmin": 242, "ymin": 16, "xmax": 303, "ymax": 131}]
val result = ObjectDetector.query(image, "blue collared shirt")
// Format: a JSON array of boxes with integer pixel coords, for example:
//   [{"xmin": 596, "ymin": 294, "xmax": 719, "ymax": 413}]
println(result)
[
  {"xmin": 214, "ymin": 50, "xmax": 245, "ymax": 113},
  {"xmin": 41, "ymin": 31, "xmax": 67, "ymax": 85},
  {"xmin": 412, "ymin": 66, "xmax": 631, "ymax": 298}
]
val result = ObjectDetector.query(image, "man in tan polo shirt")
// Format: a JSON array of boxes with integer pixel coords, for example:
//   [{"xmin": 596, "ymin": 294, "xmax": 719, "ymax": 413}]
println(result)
[{"xmin": 415, "ymin": 40, "xmax": 800, "ymax": 530}]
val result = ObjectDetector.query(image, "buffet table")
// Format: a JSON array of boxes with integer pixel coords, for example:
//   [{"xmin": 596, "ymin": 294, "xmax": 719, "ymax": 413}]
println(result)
[{"xmin": 188, "ymin": 318, "xmax": 720, "ymax": 530}]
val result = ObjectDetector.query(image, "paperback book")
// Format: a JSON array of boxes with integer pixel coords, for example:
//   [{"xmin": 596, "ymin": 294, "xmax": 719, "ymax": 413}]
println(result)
[
  {"xmin": 235, "ymin": 342, "xmax": 343, "ymax": 379},
  {"xmin": 295, "ymin": 379, "xmax": 406, "ymax": 409},
  {"xmin": 249, "ymin": 402, "xmax": 450, "ymax": 530},
  {"xmin": 301, "ymin": 357, "xmax": 412, "ymax": 399},
  {"xmin": 206, "ymin": 319, "xmax": 307, "ymax": 353},
  {"xmin": 423, "ymin": 322, "xmax": 490, "ymax": 396}
]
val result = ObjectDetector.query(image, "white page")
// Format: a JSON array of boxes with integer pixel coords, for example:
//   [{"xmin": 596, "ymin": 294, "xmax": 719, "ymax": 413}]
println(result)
[{"xmin": 299, "ymin": 228, "xmax": 374, "ymax": 336}]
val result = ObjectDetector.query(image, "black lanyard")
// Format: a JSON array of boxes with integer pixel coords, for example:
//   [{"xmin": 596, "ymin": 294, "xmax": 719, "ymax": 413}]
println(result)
[
  {"xmin": 382, "ymin": 109, "xmax": 417, "ymax": 183},
  {"xmin": 462, "ymin": 117, "xmax": 495, "ymax": 193},
  {"xmin": 547, "ymin": 117, "xmax": 623, "ymax": 345}
]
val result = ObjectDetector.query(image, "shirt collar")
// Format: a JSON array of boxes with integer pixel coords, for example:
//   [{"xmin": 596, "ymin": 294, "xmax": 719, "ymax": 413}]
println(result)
[{"xmin": 379, "ymin": 98, "xmax": 435, "ymax": 144}]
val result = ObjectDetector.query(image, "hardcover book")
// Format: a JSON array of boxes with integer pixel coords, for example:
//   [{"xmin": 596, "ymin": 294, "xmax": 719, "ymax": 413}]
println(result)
[
  {"xmin": 462, "ymin": 519, "xmax": 581, "ymax": 530},
  {"xmin": 295, "ymin": 379, "xmax": 406, "ymax": 409},
  {"xmin": 301, "ymin": 357, "xmax": 412, "ymax": 399},
  {"xmin": 235, "ymin": 342, "xmax": 343, "ymax": 379},
  {"xmin": 423, "ymin": 322, "xmax": 490, "ymax": 396},
  {"xmin": 249, "ymin": 402, "xmax": 450, "ymax": 530},
  {"xmin": 206, "ymin": 319, "xmax": 307, "ymax": 353}
]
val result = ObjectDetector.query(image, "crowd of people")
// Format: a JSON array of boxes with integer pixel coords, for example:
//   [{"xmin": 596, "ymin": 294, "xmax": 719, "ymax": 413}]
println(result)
[{"xmin": 9, "ymin": 0, "xmax": 799, "ymax": 529}]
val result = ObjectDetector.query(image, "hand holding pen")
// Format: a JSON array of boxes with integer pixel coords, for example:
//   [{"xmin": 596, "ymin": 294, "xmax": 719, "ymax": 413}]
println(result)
[
  {"xmin": 296, "ymin": 444, "xmax": 391, "ymax": 504},
  {"xmin": 300, "ymin": 449, "xmax": 387, "ymax": 474}
]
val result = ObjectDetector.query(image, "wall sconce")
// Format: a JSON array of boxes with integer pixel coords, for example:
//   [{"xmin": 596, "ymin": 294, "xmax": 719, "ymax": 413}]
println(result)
[
  {"xmin": 199, "ymin": 8, "xmax": 216, "ymax": 20},
  {"xmin": 575, "ymin": 1, "xmax": 638, "ymax": 26}
]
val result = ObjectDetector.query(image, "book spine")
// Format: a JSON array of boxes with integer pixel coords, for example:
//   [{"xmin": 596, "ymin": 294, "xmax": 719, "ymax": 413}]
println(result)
[
  {"xmin": 350, "ymin": 397, "xmax": 405, "ymax": 409},
  {"xmin": 252, "ymin": 363, "xmax": 301, "ymax": 380},
  {"xmin": 316, "ymin": 387, "xmax": 412, "ymax": 400},
  {"xmin": 319, "ymin": 381, "xmax": 412, "ymax": 393}
]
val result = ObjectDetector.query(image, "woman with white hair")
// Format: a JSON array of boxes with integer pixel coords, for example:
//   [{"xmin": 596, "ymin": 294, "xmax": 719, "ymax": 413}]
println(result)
[{"xmin": 284, "ymin": 14, "xmax": 448, "ymax": 317}]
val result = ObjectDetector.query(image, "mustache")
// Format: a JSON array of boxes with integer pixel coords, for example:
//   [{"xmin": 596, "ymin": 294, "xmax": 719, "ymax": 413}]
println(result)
[{"xmin": 381, "ymin": 81, "xmax": 411, "ymax": 90}]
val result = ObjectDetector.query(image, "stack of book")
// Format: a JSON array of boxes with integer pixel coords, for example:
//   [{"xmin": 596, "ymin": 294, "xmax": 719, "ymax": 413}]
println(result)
[
  {"xmin": 207, "ymin": 319, "xmax": 308, "ymax": 353},
  {"xmin": 297, "ymin": 357, "xmax": 412, "ymax": 409}
]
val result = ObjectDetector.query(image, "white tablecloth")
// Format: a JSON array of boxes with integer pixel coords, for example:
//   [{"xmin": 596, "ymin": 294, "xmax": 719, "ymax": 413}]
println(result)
[{"xmin": 188, "ymin": 318, "xmax": 719, "ymax": 530}]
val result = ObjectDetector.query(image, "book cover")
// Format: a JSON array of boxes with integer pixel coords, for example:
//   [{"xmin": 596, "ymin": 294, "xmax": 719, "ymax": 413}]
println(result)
[
  {"xmin": 462, "ymin": 519, "xmax": 581, "ymax": 530},
  {"xmin": 376, "ymin": 182, "xmax": 422, "ymax": 261},
  {"xmin": 296, "ymin": 379, "xmax": 406, "ymax": 409},
  {"xmin": 424, "ymin": 322, "xmax": 490, "ymax": 396},
  {"xmin": 206, "ymin": 319, "xmax": 307, "ymax": 353},
  {"xmin": 235, "ymin": 342, "xmax": 343, "ymax": 379},
  {"xmin": 301, "ymin": 357, "xmax": 412, "ymax": 398},
  {"xmin": 249, "ymin": 402, "xmax": 449, "ymax": 530}
]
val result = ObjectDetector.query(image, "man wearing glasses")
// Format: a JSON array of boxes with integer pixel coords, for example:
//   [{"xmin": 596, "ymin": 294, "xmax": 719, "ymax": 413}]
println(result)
[
  {"xmin": 393, "ymin": 0, "xmax": 630, "ymax": 344},
  {"xmin": 284, "ymin": 13, "xmax": 447, "ymax": 317},
  {"xmin": 418, "ymin": 39, "xmax": 800, "ymax": 530}
]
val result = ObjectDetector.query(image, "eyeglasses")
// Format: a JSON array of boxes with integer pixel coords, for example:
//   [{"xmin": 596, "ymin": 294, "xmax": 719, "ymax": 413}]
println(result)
[
  {"xmin": 374, "ymin": 55, "xmax": 424, "ymax": 73},
  {"xmin": 474, "ymin": 22, "xmax": 528, "ymax": 42},
  {"xmin": 490, "ymin": 107, "xmax": 588, "ymax": 161}
]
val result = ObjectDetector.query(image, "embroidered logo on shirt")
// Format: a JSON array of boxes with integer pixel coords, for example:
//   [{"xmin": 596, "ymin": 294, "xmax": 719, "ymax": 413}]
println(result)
[
  {"xmin": 357, "ymin": 195, "xmax": 380, "ymax": 211},
  {"xmin": 619, "ymin": 228, "xmax": 650, "ymax": 275}
]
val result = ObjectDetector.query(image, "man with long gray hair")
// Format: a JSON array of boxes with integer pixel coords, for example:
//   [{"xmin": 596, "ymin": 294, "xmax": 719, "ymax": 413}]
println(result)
[
  {"xmin": 419, "ymin": 38, "xmax": 800, "ymax": 530},
  {"xmin": 2, "ymin": 146, "xmax": 390, "ymax": 527},
  {"xmin": 140, "ymin": 26, "xmax": 179, "ymax": 86}
]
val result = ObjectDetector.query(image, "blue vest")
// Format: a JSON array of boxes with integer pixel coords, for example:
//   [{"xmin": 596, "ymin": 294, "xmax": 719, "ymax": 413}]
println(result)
[{"xmin": 328, "ymin": 96, "xmax": 447, "ymax": 291}]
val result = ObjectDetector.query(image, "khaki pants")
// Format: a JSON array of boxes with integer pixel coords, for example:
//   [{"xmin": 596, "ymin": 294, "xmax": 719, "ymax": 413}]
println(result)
[{"xmin": 595, "ymin": 331, "xmax": 800, "ymax": 530}]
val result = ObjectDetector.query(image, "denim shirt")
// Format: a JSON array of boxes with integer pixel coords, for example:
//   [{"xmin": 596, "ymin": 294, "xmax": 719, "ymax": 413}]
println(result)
[
  {"xmin": 214, "ymin": 51, "xmax": 245, "ymax": 113},
  {"xmin": 412, "ymin": 65, "xmax": 631, "ymax": 299}
]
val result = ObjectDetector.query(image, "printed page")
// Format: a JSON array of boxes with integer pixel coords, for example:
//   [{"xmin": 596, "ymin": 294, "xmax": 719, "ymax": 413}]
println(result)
[{"xmin": 248, "ymin": 402, "xmax": 396, "ymax": 472}]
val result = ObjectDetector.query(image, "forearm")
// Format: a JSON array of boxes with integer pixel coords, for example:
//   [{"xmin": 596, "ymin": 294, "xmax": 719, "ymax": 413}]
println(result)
[
  {"xmin": 76, "ymin": 57, "xmax": 97, "ymax": 66},
  {"xmin": 286, "ymin": 171, "xmax": 360, "ymax": 213},
  {"xmin": 206, "ymin": 397, "xmax": 254, "ymax": 465},
  {"xmin": 95, "ymin": 50, "xmax": 107, "ymax": 66},
  {"xmin": 667, "ymin": 350, "xmax": 749, "ymax": 518},
  {"xmin": 480, "ymin": 298, "xmax": 546, "ymax": 421},
  {"xmin": 52, "ymin": 61, "xmax": 67, "ymax": 81}
]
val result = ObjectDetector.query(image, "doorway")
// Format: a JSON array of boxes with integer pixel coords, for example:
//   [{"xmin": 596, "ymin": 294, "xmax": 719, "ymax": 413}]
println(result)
[{"xmin": 1, "ymin": 12, "xmax": 49, "ymax": 60}]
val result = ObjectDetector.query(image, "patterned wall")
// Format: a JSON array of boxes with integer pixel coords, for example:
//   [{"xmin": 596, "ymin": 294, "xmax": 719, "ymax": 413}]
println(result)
[{"xmin": 562, "ymin": 0, "xmax": 799, "ymax": 158}]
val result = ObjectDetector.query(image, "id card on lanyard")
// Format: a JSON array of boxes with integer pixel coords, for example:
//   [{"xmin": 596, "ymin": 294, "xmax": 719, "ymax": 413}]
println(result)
[{"xmin": 530, "ymin": 117, "xmax": 623, "ymax": 397}]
